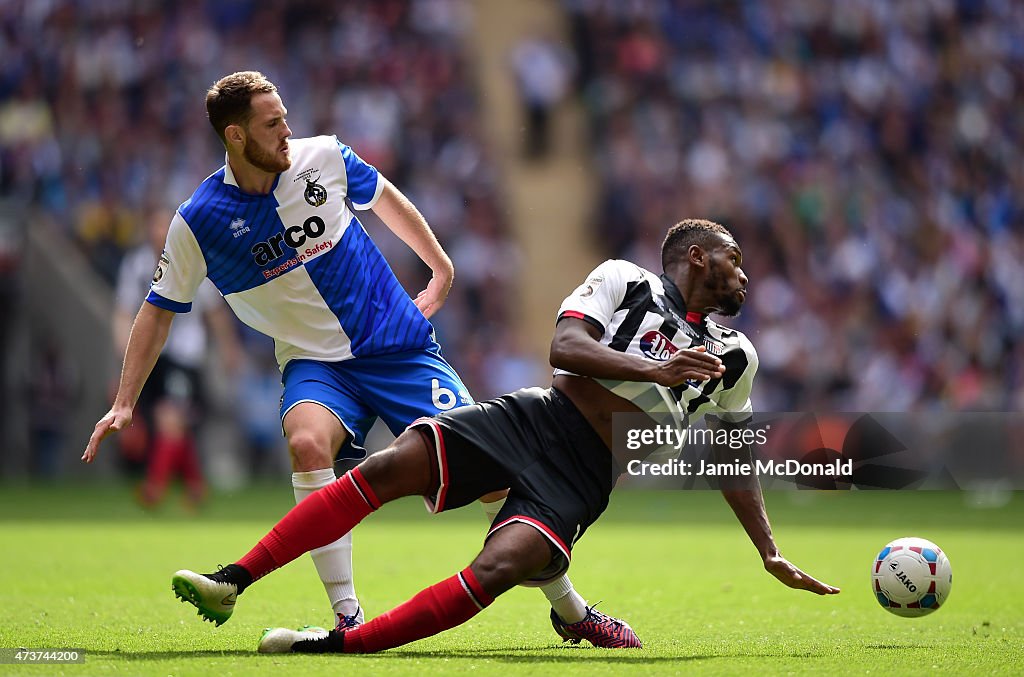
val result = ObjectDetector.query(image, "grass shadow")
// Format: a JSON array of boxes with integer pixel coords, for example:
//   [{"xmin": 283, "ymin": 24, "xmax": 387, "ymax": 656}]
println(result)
[
  {"xmin": 87, "ymin": 646, "xmax": 702, "ymax": 664},
  {"xmin": 863, "ymin": 644, "xmax": 940, "ymax": 651},
  {"xmin": 86, "ymin": 645, "xmax": 847, "ymax": 665},
  {"xmin": 87, "ymin": 650, "xmax": 256, "ymax": 661}
]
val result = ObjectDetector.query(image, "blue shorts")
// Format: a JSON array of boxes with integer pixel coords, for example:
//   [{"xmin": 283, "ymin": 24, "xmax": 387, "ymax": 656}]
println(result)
[{"xmin": 280, "ymin": 346, "xmax": 473, "ymax": 460}]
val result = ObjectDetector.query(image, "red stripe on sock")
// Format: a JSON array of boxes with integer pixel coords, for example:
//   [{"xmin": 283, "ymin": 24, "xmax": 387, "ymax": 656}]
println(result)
[
  {"xmin": 343, "ymin": 566, "xmax": 491, "ymax": 653},
  {"xmin": 459, "ymin": 566, "xmax": 495, "ymax": 608},
  {"xmin": 236, "ymin": 472, "xmax": 376, "ymax": 581},
  {"xmin": 350, "ymin": 467, "xmax": 381, "ymax": 509}
]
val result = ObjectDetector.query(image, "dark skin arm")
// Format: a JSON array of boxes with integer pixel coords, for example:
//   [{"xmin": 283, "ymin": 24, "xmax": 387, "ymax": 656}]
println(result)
[
  {"xmin": 550, "ymin": 317, "xmax": 725, "ymax": 386},
  {"xmin": 711, "ymin": 418, "xmax": 840, "ymax": 595},
  {"xmin": 550, "ymin": 317, "xmax": 725, "ymax": 449}
]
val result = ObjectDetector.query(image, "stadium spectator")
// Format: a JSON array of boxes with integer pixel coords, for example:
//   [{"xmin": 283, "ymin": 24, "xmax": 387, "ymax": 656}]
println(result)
[
  {"xmin": 510, "ymin": 30, "xmax": 575, "ymax": 159},
  {"xmin": 23, "ymin": 336, "xmax": 79, "ymax": 480}
]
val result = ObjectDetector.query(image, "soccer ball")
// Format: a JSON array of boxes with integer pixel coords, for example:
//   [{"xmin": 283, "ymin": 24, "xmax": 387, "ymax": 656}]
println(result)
[{"xmin": 871, "ymin": 537, "xmax": 952, "ymax": 617}]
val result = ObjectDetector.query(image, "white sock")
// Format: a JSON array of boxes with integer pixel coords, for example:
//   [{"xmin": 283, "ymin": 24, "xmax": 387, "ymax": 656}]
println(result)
[
  {"xmin": 293, "ymin": 469, "xmax": 361, "ymax": 620},
  {"xmin": 480, "ymin": 496, "xmax": 505, "ymax": 524},
  {"xmin": 541, "ymin": 575, "xmax": 588, "ymax": 623},
  {"xmin": 479, "ymin": 496, "xmax": 588, "ymax": 623}
]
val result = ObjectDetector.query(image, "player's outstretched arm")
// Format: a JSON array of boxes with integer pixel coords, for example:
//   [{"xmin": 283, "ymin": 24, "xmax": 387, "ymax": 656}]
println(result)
[
  {"xmin": 711, "ymin": 425, "xmax": 840, "ymax": 596},
  {"xmin": 371, "ymin": 178, "xmax": 454, "ymax": 319},
  {"xmin": 82, "ymin": 302, "xmax": 174, "ymax": 463},
  {"xmin": 719, "ymin": 484, "xmax": 840, "ymax": 595}
]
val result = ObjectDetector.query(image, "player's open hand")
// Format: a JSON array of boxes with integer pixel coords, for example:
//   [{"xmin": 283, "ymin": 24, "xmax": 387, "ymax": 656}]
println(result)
[
  {"xmin": 82, "ymin": 406, "xmax": 133, "ymax": 464},
  {"xmin": 764, "ymin": 554, "xmax": 841, "ymax": 595},
  {"xmin": 653, "ymin": 346, "xmax": 726, "ymax": 387},
  {"xmin": 414, "ymin": 270, "xmax": 453, "ymax": 319}
]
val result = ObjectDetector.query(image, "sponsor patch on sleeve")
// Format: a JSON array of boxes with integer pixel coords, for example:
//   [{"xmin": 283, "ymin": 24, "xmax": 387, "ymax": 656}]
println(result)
[
  {"xmin": 153, "ymin": 252, "xmax": 169, "ymax": 284},
  {"xmin": 580, "ymin": 274, "xmax": 604, "ymax": 298}
]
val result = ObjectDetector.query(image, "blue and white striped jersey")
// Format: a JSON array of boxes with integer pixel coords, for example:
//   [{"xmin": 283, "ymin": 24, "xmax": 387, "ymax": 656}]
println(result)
[{"xmin": 147, "ymin": 135, "xmax": 433, "ymax": 370}]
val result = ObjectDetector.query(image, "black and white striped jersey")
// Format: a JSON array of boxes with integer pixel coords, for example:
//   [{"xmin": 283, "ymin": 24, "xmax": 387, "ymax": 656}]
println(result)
[{"xmin": 555, "ymin": 259, "xmax": 758, "ymax": 427}]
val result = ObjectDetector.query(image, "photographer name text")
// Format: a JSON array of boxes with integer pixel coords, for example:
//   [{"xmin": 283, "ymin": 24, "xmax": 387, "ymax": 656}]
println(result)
[{"xmin": 626, "ymin": 458, "xmax": 853, "ymax": 478}]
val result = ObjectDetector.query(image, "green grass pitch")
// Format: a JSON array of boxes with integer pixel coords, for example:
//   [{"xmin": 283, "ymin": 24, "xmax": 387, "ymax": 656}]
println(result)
[{"xmin": 0, "ymin": 486, "xmax": 1021, "ymax": 675}]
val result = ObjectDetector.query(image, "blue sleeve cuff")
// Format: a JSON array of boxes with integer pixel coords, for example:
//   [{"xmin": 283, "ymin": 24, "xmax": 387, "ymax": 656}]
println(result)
[
  {"xmin": 352, "ymin": 173, "xmax": 384, "ymax": 210},
  {"xmin": 146, "ymin": 290, "xmax": 192, "ymax": 313}
]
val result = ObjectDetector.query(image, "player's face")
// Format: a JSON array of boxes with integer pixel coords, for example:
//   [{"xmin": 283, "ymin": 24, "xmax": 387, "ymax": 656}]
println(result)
[
  {"xmin": 242, "ymin": 92, "xmax": 292, "ymax": 173},
  {"xmin": 703, "ymin": 235, "xmax": 748, "ymax": 317}
]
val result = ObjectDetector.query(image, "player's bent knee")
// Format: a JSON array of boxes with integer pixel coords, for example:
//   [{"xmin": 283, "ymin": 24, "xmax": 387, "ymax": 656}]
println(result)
[
  {"xmin": 287, "ymin": 431, "xmax": 334, "ymax": 472},
  {"xmin": 469, "ymin": 557, "xmax": 531, "ymax": 597},
  {"xmin": 470, "ymin": 524, "xmax": 554, "ymax": 597}
]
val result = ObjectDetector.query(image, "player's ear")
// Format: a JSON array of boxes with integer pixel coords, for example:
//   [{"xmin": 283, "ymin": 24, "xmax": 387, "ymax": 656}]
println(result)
[
  {"xmin": 688, "ymin": 244, "xmax": 706, "ymax": 268},
  {"xmin": 225, "ymin": 123, "xmax": 245, "ymax": 148}
]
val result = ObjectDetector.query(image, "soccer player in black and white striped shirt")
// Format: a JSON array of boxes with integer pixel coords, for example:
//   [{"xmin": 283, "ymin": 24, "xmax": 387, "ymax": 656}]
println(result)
[
  {"xmin": 172, "ymin": 219, "xmax": 840, "ymax": 653},
  {"xmin": 554, "ymin": 221, "xmax": 757, "ymax": 436}
]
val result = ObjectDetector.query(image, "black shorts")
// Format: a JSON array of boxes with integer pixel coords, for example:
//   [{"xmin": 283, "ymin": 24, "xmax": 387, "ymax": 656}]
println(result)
[
  {"xmin": 136, "ymin": 356, "xmax": 203, "ymax": 413},
  {"xmin": 410, "ymin": 387, "xmax": 617, "ymax": 584}
]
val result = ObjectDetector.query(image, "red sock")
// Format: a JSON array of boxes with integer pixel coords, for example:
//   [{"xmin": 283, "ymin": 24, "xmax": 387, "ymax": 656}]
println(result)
[
  {"xmin": 177, "ymin": 437, "xmax": 204, "ymax": 492},
  {"xmin": 143, "ymin": 435, "xmax": 178, "ymax": 501},
  {"xmin": 342, "ymin": 567, "xmax": 495, "ymax": 653},
  {"xmin": 237, "ymin": 468, "xmax": 380, "ymax": 580}
]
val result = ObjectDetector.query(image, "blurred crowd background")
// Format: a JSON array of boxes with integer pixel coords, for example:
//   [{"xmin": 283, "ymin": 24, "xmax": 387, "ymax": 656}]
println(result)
[
  {"xmin": 565, "ymin": 0, "xmax": 1024, "ymax": 412},
  {"xmin": 1, "ymin": 0, "xmax": 1022, "ymax": 486}
]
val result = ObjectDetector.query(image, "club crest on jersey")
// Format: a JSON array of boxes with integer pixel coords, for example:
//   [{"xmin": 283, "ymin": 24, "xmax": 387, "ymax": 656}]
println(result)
[
  {"xmin": 640, "ymin": 330, "xmax": 679, "ymax": 361},
  {"xmin": 295, "ymin": 168, "xmax": 327, "ymax": 207},
  {"xmin": 703, "ymin": 337, "xmax": 726, "ymax": 356}
]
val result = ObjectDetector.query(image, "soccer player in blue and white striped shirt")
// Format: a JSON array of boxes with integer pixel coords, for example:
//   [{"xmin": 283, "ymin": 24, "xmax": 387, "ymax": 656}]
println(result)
[{"xmin": 85, "ymin": 71, "xmax": 617, "ymax": 642}]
